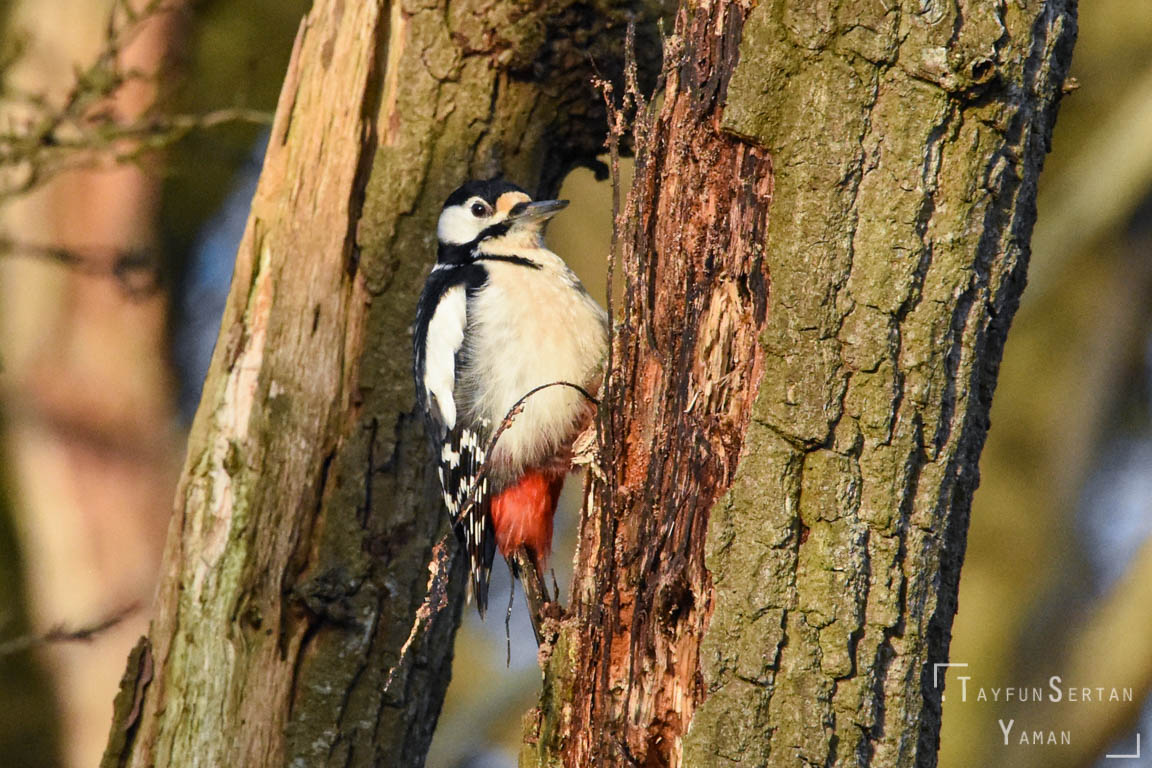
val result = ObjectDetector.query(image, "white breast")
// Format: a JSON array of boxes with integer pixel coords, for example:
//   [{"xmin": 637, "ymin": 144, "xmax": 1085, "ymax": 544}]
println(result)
[{"xmin": 459, "ymin": 250, "xmax": 607, "ymax": 478}]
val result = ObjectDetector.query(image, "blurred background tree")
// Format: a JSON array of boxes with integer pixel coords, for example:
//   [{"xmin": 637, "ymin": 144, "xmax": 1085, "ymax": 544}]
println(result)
[
  {"xmin": 0, "ymin": 2, "xmax": 185, "ymax": 765},
  {"xmin": 0, "ymin": 0, "xmax": 1146, "ymax": 767},
  {"xmin": 0, "ymin": 2, "xmax": 302, "ymax": 766},
  {"xmin": 940, "ymin": 1, "xmax": 1152, "ymax": 767}
]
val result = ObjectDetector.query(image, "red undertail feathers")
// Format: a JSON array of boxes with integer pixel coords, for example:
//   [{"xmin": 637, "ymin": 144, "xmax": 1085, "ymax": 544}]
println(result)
[{"xmin": 489, "ymin": 468, "xmax": 565, "ymax": 574}]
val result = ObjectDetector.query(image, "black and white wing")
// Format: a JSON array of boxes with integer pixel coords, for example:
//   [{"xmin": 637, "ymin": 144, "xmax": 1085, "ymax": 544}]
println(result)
[
  {"xmin": 414, "ymin": 276, "xmax": 466, "ymax": 433},
  {"xmin": 412, "ymin": 266, "xmax": 497, "ymax": 614},
  {"xmin": 438, "ymin": 421, "xmax": 496, "ymax": 614}
]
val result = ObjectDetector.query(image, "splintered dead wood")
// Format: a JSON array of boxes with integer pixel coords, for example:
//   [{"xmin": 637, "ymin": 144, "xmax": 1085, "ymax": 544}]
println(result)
[{"xmin": 542, "ymin": 11, "xmax": 773, "ymax": 767}]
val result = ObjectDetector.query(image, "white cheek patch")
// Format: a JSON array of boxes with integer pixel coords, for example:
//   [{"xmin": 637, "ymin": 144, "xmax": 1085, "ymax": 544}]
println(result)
[
  {"xmin": 437, "ymin": 205, "xmax": 482, "ymax": 245},
  {"xmin": 437, "ymin": 197, "xmax": 514, "ymax": 246},
  {"xmin": 423, "ymin": 284, "xmax": 468, "ymax": 428}
]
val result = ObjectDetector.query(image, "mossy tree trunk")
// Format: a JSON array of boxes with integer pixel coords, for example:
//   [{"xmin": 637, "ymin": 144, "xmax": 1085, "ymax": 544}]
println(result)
[
  {"xmin": 100, "ymin": 0, "xmax": 658, "ymax": 766},
  {"xmin": 524, "ymin": 0, "xmax": 1077, "ymax": 767}
]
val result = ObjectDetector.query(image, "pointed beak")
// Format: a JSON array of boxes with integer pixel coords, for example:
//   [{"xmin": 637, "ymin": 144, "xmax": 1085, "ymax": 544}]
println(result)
[{"xmin": 507, "ymin": 199, "xmax": 569, "ymax": 224}]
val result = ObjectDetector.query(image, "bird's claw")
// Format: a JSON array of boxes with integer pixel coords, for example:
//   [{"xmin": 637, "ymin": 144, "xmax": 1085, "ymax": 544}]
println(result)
[{"xmin": 570, "ymin": 422, "xmax": 605, "ymax": 483}]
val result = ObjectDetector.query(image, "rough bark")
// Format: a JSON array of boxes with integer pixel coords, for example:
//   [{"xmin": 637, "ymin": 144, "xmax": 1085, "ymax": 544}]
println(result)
[
  {"xmin": 944, "ymin": 25, "xmax": 1152, "ymax": 762},
  {"xmin": 525, "ymin": 0, "xmax": 1077, "ymax": 766},
  {"xmin": 524, "ymin": 4, "xmax": 773, "ymax": 766},
  {"xmin": 100, "ymin": 1, "xmax": 659, "ymax": 767}
]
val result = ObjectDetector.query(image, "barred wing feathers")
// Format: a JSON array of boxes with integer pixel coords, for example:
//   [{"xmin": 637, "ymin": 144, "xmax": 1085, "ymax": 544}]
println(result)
[{"xmin": 439, "ymin": 423, "xmax": 496, "ymax": 614}]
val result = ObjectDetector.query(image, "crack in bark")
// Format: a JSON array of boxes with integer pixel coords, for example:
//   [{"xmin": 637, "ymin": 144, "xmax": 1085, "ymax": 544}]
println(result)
[
  {"xmin": 670, "ymin": 0, "xmax": 1079, "ymax": 765},
  {"xmin": 527, "ymin": 4, "xmax": 773, "ymax": 766}
]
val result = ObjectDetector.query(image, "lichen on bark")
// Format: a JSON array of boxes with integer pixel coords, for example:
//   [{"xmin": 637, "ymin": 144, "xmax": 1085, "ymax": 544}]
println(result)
[
  {"xmin": 685, "ymin": 0, "xmax": 1078, "ymax": 766},
  {"xmin": 526, "ymin": 0, "xmax": 1078, "ymax": 767}
]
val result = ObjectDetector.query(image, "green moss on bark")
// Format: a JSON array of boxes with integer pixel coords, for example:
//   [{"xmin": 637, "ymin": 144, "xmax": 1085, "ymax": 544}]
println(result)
[{"xmin": 683, "ymin": 0, "xmax": 1077, "ymax": 766}]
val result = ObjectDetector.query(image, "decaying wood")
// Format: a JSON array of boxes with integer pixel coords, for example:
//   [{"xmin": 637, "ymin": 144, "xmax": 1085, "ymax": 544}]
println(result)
[
  {"xmin": 525, "ymin": 0, "xmax": 1077, "ymax": 766},
  {"xmin": 525, "ymin": 3, "xmax": 773, "ymax": 765}
]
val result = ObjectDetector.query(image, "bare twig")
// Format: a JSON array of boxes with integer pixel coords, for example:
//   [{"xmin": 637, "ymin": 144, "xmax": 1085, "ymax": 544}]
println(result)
[
  {"xmin": 388, "ymin": 379, "xmax": 603, "ymax": 685},
  {"xmin": 446, "ymin": 381, "xmax": 599, "ymax": 646},
  {"xmin": 0, "ymin": 237, "xmax": 162, "ymax": 298},
  {"xmin": 0, "ymin": 603, "xmax": 138, "ymax": 657},
  {"xmin": 0, "ymin": 0, "xmax": 271, "ymax": 202},
  {"xmin": 382, "ymin": 536, "xmax": 455, "ymax": 693}
]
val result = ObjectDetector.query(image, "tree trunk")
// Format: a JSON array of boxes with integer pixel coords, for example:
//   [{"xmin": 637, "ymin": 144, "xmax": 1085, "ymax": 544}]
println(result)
[
  {"xmin": 100, "ymin": 1, "xmax": 655, "ymax": 766},
  {"xmin": 524, "ymin": 1, "xmax": 1077, "ymax": 767}
]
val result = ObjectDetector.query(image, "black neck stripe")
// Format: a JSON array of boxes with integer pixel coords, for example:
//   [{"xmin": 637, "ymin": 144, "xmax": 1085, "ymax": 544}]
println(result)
[
  {"xmin": 477, "ymin": 221, "xmax": 512, "ymax": 241},
  {"xmin": 437, "ymin": 221, "xmax": 518, "ymax": 265},
  {"xmin": 438, "ymin": 242, "xmax": 472, "ymax": 263},
  {"xmin": 474, "ymin": 254, "xmax": 542, "ymax": 269}
]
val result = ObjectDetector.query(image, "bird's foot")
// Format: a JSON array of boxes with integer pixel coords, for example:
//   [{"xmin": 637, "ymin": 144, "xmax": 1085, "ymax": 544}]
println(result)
[{"xmin": 570, "ymin": 422, "xmax": 605, "ymax": 483}]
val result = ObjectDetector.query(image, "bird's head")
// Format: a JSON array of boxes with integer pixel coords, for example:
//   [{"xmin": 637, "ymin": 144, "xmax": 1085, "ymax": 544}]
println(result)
[{"xmin": 436, "ymin": 179, "xmax": 567, "ymax": 258}]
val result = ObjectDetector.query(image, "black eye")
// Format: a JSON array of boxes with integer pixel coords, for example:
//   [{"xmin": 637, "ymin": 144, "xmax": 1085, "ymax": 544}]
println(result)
[{"xmin": 470, "ymin": 202, "xmax": 488, "ymax": 217}]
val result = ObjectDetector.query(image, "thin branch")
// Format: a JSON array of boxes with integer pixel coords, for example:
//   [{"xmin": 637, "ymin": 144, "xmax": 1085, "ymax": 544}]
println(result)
[
  {"xmin": 452, "ymin": 380, "xmax": 600, "ymax": 533},
  {"xmin": 382, "ymin": 535, "xmax": 454, "ymax": 693},
  {"xmin": 442, "ymin": 382, "xmax": 600, "ymax": 646},
  {"xmin": 0, "ymin": 237, "xmax": 162, "ymax": 298},
  {"xmin": 0, "ymin": 603, "xmax": 138, "ymax": 658},
  {"xmin": 0, "ymin": 0, "xmax": 271, "ymax": 203},
  {"xmin": 388, "ymin": 379, "xmax": 604, "ymax": 684}
]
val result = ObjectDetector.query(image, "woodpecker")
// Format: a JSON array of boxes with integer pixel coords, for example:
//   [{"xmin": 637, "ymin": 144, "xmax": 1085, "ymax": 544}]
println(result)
[{"xmin": 413, "ymin": 179, "xmax": 608, "ymax": 616}]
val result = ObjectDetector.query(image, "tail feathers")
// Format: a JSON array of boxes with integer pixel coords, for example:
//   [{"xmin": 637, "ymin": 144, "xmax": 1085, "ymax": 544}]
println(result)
[
  {"xmin": 438, "ymin": 423, "xmax": 497, "ymax": 617},
  {"xmin": 437, "ymin": 428, "xmax": 567, "ymax": 618},
  {"xmin": 466, "ymin": 497, "xmax": 497, "ymax": 617}
]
